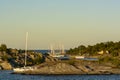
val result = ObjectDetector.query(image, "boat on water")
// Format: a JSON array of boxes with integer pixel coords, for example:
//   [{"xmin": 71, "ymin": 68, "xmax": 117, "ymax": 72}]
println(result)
[
  {"xmin": 13, "ymin": 67, "xmax": 35, "ymax": 72},
  {"xmin": 75, "ymin": 56, "xmax": 85, "ymax": 59},
  {"xmin": 13, "ymin": 32, "xmax": 36, "ymax": 73}
]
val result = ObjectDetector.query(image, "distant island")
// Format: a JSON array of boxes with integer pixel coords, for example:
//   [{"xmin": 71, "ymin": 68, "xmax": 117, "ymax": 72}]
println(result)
[{"xmin": 0, "ymin": 41, "xmax": 120, "ymax": 74}]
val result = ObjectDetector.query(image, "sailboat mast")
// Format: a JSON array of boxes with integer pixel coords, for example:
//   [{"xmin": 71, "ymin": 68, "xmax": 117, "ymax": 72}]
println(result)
[
  {"xmin": 25, "ymin": 32, "xmax": 28, "ymax": 67},
  {"xmin": 61, "ymin": 44, "xmax": 65, "ymax": 54}
]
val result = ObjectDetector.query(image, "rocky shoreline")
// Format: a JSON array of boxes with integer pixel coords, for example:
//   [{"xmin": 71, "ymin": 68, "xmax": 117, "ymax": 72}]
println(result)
[
  {"xmin": 0, "ymin": 61, "xmax": 12, "ymax": 70},
  {"xmin": 0, "ymin": 43, "xmax": 120, "ymax": 75},
  {"xmin": 0, "ymin": 55, "xmax": 120, "ymax": 75},
  {"xmin": 12, "ymin": 60, "xmax": 120, "ymax": 75}
]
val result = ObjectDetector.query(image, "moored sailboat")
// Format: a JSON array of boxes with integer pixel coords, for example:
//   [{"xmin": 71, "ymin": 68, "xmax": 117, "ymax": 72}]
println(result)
[{"xmin": 13, "ymin": 32, "xmax": 35, "ymax": 73}]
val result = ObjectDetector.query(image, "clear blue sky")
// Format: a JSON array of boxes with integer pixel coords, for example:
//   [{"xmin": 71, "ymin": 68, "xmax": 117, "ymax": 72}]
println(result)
[{"xmin": 0, "ymin": 0, "xmax": 120, "ymax": 49}]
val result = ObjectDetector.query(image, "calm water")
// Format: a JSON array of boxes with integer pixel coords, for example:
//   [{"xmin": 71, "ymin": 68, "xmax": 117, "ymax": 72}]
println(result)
[
  {"xmin": 0, "ymin": 70, "xmax": 120, "ymax": 80},
  {"xmin": 33, "ymin": 50, "xmax": 68, "ymax": 54}
]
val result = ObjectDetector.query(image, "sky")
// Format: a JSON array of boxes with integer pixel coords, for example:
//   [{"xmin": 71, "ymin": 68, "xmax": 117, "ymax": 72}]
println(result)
[{"xmin": 0, "ymin": 0, "xmax": 120, "ymax": 49}]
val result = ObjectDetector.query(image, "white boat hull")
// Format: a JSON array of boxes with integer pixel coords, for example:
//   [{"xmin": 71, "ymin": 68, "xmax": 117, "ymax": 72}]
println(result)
[
  {"xmin": 13, "ymin": 67, "xmax": 35, "ymax": 73},
  {"xmin": 75, "ymin": 56, "xmax": 85, "ymax": 59}
]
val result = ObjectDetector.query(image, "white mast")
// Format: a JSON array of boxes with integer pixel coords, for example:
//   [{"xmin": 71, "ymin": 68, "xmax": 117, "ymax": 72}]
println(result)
[
  {"xmin": 61, "ymin": 44, "xmax": 65, "ymax": 54},
  {"xmin": 50, "ymin": 44, "xmax": 55, "ymax": 55},
  {"xmin": 50, "ymin": 44, "xmax": 53, "ymax": 54},
  {"xmin": 58, "ymin": 43, "xmax": 61, "ymax": 54},
  {"xmin": 25, "ymin": 32, "xmax": 28, "ymax": 67}
]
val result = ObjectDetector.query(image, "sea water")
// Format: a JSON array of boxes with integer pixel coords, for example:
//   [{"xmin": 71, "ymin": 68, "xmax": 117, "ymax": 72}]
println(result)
[{"xmin": 0, "ymin": 70, "xmax": 120, "ymax": 80}]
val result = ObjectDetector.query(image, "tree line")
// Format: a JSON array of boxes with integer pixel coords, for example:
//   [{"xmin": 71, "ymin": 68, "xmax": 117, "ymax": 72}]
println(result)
[{"xmin": 66, "ymin": 41, "xmax": 120, "ymax": 57}]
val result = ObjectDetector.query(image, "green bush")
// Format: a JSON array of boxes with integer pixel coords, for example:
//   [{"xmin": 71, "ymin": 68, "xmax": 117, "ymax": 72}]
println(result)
[
  {"xmin": 99, "ymin": 56, "xmax": 120, "ymax": 67},
  {"xmin": 68, "ymin": 59, "xmax": 76, "ymax": 66},
  {"xmin": 1, "ymin": 55, "xmax": 8, "ymax": 61}
]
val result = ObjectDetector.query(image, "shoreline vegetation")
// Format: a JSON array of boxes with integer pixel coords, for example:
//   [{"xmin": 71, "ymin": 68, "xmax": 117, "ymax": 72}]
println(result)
[{"xmin": 0, "ymin": 41, "xmax": 120, "ymax": 75}]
